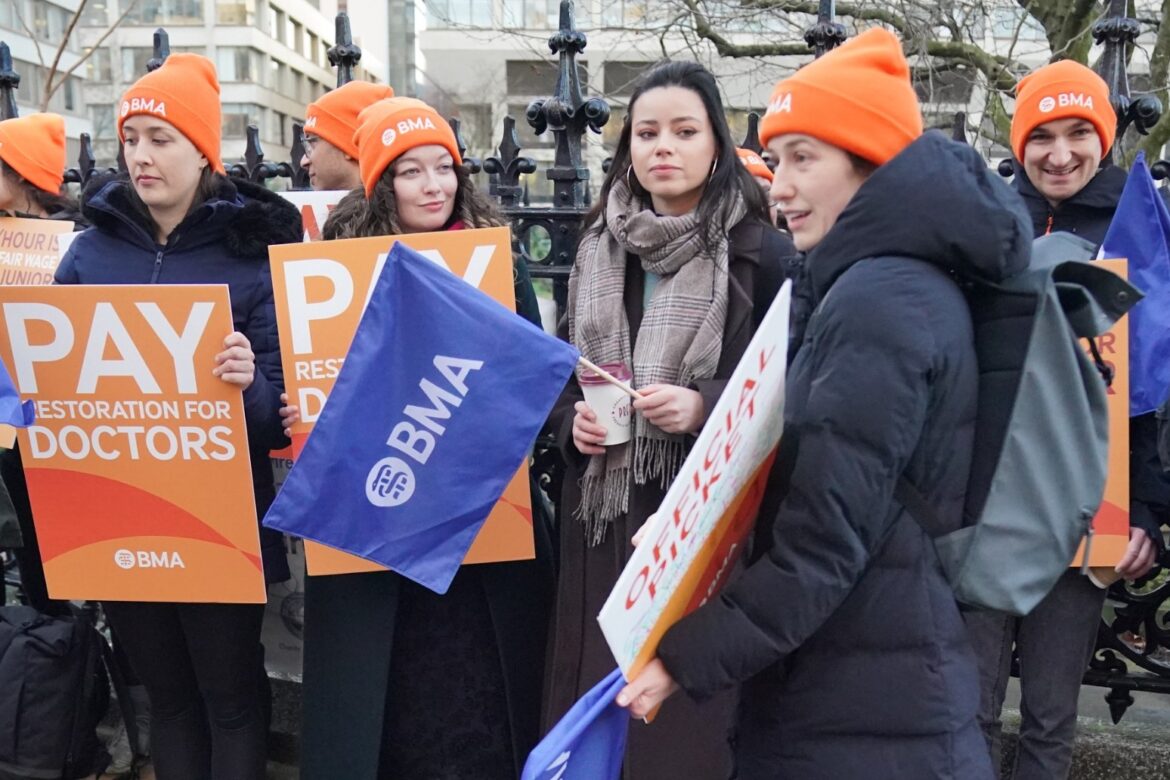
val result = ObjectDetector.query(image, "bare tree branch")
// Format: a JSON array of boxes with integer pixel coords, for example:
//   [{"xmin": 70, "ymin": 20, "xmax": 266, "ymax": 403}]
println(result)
[{"xmin": 42, "ymin": 0, "xmax": 142, "ymax": 111}]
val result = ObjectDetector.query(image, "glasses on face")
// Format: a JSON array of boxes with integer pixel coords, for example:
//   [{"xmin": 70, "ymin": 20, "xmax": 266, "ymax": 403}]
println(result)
[{"xmin": 301, "ymin": 134, "xmax": 321, "ymax": 155}]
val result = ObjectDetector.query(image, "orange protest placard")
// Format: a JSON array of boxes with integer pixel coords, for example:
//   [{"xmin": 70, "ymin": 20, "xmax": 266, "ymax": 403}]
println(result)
[
  {"xmin": 279, "ymin": 190, "xmax": 346, "ymax": 242},
  {"xmin": 1072, "ymin": 257, "xmax": 1130, "ymax": 571},
  {"xmin": 0, "ymin": 217, "xmax": 76, "ymax": 447},
  {"xmin": 269, "ymin": 227, "xmax": 535, "ymax": 576},
  {"xmin": 0, "ymin": 285, "xmax": 266, "ymax": 602}
]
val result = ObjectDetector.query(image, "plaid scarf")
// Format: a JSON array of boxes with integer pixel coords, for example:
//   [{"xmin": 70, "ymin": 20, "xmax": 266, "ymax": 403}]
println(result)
[{"xmin": 568, "ymin": 177, "xmax": 746, "ymax": 544}]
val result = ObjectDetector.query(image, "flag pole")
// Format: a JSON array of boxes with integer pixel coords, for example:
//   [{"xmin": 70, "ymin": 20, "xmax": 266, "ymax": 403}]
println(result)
[{"xmin": 577, "ymin": 356, "xmax": 644, "ymax": 400}]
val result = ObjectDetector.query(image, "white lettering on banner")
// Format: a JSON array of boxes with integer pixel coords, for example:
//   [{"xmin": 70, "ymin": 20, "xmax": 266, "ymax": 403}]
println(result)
[
  {"xmin": 27, "ymin": 424, "xmax": 235, "ymax": 461},
  {"xmin": 767, "ymin": 93, "xmax": 792, "ymax": 114},
  {"xmin": 112, "ymin": 548, "xmax": 186, "ymax": 569},
  {"xmin": 368, "ymin": 355, "xmax": 483, "ymax": 508},
  {"xmin": 545, "ymin": 751, "xmax": 571, "ymax": 780},
  {"xmin": 2, "ymin": 301, "xmax": 216, "ymax": 395},
  {"xmin": 283, "ymin": 245, "xmax": 500, "ymax": 355}
]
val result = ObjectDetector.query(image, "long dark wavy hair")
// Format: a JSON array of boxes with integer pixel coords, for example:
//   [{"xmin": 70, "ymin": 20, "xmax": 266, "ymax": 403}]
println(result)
[
  {"xmin": 583, "ymin": 60, "xmax": 769, "ymax": 239},
  {"xmin": 322, "ymin": 162, "xmax": 504, "ymax": 240},
  {"xmin": 0, "ymin": 161, "xmax": 79, "ymax": 217}
]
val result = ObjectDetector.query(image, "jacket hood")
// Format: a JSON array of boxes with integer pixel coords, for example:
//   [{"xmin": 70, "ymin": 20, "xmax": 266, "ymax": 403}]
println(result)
[
  {"xmin": 806, "ymin": 132, "xmax": 1032, "ymax": 301},
  {"xmin": 80, "ymin": 172, "xmax": 301, "ymax": 256}
]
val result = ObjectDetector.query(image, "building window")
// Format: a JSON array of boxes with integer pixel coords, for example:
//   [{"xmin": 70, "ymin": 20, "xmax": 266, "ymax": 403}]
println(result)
[
  {"xmin": 452, "ymin": 104, "xmax": 492, "ymax": 156},
  {"xmin": 308, "ymin": 31, "xmax": 318, "ymax": 62},
  {"xmin": 601, "ymin": 0, "xmax": 653, "ymax": 27},
  {"xmin": 506, "ymin": 103, "xmax": 553, "ymax": 148},
  {"xmin": 425, "ymin": 0, "xmax": 491, "ymax": 28},
  {"xmin": 603, "ymin": 61, "xmax": 646, "ymax": 97},
  {"xmin": 506, "ymin": 59, "xmax": 587, "ymax": 96},
  {"xmin": 273, "ymin": 110, "xmax": 287, "ymax": 146},
  {"xmin": 292, "ymin": 21, "xmax": 303, "ymax": 54},
  {"xmin": 85, "ymin": 47, "xmax": 113, "ymax": 82},
  {"xmin": 217, "ymin": 47, "xmax": 259, "ymax": 82},
  {"xmin": 90, "ymin": 104, "xmax": 116, "ymax": 140},
  {"xmin": 501, "ymin": 0, "xmax": 557, "ymax": 29},
  {"xmin": 270, "ymin": 5, "xmax": 283, "ymax": 42},
  {"xmin": 127, "ymin": 0, "xmax": 205, "ymax": 26},
  {"xmin": 0, "ymin": 0, "xmax": 19, "ymax": 31},
  {"xmin": 121, "ymin": 47, "xmax": 153, "ymax": 82},
  {"xmin": 216, "ymin": 0, "xmax": 256, "ymax": 25},
  {"xmin": 222, "ymin": 102, "xmax": 256, "ymax": 138}
]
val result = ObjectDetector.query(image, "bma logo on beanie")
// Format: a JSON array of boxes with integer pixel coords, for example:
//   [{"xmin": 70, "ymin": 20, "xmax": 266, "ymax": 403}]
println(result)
[
  {"xmin": 121, "ymin": 97, "xmax": 167, "ymax": 118},
  {"xmin": 767, "ymin": 93, "xmax": 793, "ymax": 115},
  {"xmin": 304, "ymin": 116, "xmax": 318, "ymax": 129},
  {"xmin": 381, "ymin": 127, "xmax": 397, "ymax": 146},
  {"xmin": 383, "ymin": 115, "xmax": 438, "ymax": 146},
  {"xmin": 1039, "ymin": 92, "xmax": 1094, "ymax": 114}
]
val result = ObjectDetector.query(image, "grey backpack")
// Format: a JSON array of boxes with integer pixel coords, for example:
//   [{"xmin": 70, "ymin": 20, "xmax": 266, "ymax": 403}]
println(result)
[{"xmin": 896, "ymin": 233, "xmax": 1140, "ymax": 615}]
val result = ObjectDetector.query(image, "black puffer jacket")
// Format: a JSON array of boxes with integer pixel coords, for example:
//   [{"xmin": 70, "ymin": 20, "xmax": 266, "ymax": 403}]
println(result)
[{"xmin": 658, "ymin": 133, "xmax": 1030, "ymax": 779}]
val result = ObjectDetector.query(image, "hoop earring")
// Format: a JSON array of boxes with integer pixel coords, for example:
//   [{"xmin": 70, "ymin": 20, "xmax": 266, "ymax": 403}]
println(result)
[
  {"xmin": 626, "ymin": 165, "xmax": 634, "ymax": 189},
  {"xmin": 710, "ymin": 157, "xmax": 718, "ymax": 177}
]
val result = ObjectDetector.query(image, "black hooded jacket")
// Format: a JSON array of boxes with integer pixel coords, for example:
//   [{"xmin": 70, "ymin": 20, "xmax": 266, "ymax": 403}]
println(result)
[
  {"xmin": 657, "ymin": 133, "xmax": 1029, "ymax": 779},
  {"xmin": 1014, "ymin": 163, "xmax": 1127, "ymax": 245}
]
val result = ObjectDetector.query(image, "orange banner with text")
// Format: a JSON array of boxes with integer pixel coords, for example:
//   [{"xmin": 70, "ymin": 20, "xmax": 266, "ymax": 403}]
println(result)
[
  {"xmin": 269, "ymin": 226, "xmax": 535, "ymax": 575},
  {"xmin": 0, "ymin": 285, "xmax": 266, "ymax": 602},
  {"xmin": 1072, "ymin": 257, "xmax": 1130, "ymax": 571}
]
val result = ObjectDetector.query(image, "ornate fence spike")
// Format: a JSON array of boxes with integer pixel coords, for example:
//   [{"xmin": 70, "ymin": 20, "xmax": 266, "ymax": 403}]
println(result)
[
  {"xmin": 804, "ymin": 0, "xmax": 847, "ymax": 58},
  {"xmin": 1152, "ymin": 159, "xmax": 1170, "ymax": 182},
  {"xmin": 147, "ymin": 28, "xmax": 170, "ymax": 72},
  {"xmin": 237, "ymin": 123, "xmax": 292, "ymax": 184},
  {"xmin": 1092, "ymin": 0, "xmax": 1162, "ymax": 145},
  {"xmin": 449, "ymin": 118, "xmax": 483, "ymax": 175},
  {"xmin": 0, "ymin": 42, "xmax": 21, "ymax": 120},
  {"xmin": 327, "ymin": 12, "xmax": 362, "ymax": 88},
  {"xmin": 483, "ymin": 115, "xmax": 536, "ymax": 209},
  {"xmin": 740, "ymin": 113, "xmax": 763, "ymax": 154},
  {"xmin": 290, "ymin": 121, "xmax": 310, "ymax": 189},
  {"xmin": 64, "ymin": 132, "xmax": 99, "ymax": 187}
]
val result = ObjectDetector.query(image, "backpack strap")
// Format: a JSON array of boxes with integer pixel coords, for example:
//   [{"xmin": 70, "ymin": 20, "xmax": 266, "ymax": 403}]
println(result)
[
  {"xmin": 63, "ymin": 607, "xmax": 100, "ymax": 778},
  {"xmin": 893, "ymin": 477, "xmax": 951, "ymax": 540},
  {"xmin": 98, "ymin": 632, "xmax": 141, "ymax": 772}
]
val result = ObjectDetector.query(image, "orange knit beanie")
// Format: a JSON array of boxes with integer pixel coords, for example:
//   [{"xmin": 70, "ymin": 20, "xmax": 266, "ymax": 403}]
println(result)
[
  {"xmin": 354, "ymin": 98, "xmax": 461, "ymax": 197},
  {"xmin": 1010, "ymin": 60, "xmax": 1116, "ymax": 162},
  {"xmin": 118, "ymin": 53, "xmax": 224, "ymax": 174},
  {"xmin": 736, "ymin": 148, "xmax": 772, "ymax": 182},
  {"xmin": 306, "ymin": 81, "xmax": 395, "ymax": 159},
  {"xmin": 758, "ymin": 28, "xmax": 922, "ymax": 166},
  {"xmin": 0, "ymin": 113, "xmax": 66, "ymax": 193}
]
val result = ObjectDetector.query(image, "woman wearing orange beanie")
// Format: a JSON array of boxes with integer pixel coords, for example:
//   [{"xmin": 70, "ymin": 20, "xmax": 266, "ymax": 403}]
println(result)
[
  {"xmin": 546, "ymin": 60, "xmax": 794, "ymax": 779},
  {"xmin": 281, "ymin": 96, "xmax": 550, "ymax": 780},
  {"xmin": 618, "ymin": 29, "xmax": 1027, "ymax": 779},
  {"xmin": 0, "ymin": 112, "xmax": 80, "ymax": 222},
  {"xmin": 53, "ymin": 53, "xmax": 301, "ymax": 780}
]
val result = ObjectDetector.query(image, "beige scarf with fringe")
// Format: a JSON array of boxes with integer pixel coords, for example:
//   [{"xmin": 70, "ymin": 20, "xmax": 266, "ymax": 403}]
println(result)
[{"xmin": 568, "ymin": 177, "xmax": 745, "ymax": 545}]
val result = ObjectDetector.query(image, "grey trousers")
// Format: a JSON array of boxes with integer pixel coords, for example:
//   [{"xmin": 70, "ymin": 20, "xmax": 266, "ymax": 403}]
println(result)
[{"xmin": 964, "ymin": 571, "xmax": 1106, "ymax": 780}]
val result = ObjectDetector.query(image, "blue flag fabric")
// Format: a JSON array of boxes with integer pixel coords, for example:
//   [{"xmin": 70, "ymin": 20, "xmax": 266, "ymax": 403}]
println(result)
[
  {"xmin": 1101, "ymin": 152, "xmax": 1170, "ymax": 416},
  {"xmin": 0, "ymin": 358, "xmax": 34, "ymax": 430},
  {"xmin": 263, "ymin": 242, "xmax": 578, "ymax": 593},
  {"xmin": 521, "ymin": 667, "xmax": 628, "ymax": 780}
]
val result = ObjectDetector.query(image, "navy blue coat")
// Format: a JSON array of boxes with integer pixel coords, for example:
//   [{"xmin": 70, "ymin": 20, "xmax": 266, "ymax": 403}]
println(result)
[
  {"xmin": 658, "ymin": 134, "xmax": 1031, "ymax": 779},
  {"xmin": 54, "ymin": 175, "xmax": 302, "ymax": 583}
]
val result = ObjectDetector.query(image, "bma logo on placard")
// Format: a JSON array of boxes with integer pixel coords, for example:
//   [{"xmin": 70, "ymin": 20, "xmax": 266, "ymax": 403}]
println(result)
[
  {"xmin": 113, "ymin": 548, "xmax": 186, "ymax": 569},
  {"xmin": 543, "ymin": 751, "xmax": 571, "ymax": 780},
  {"xmin": 366, "ymin": 456, "xmax": 415, "ymax": 507}
]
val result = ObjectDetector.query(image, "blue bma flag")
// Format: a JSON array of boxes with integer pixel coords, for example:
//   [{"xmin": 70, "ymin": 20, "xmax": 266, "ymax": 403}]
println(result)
[
  {"xmin": 521, "ymin": 667, "xmax": 628, "ymax": 780},
  {"xmin": 0, "ymin": 358, "xmax": 33, "ymax": 429},
  {"xmin": 1101, "ymin": 152, "xmax": 1170, "ymax": 416},
  {"xmin": 263, "ymin": 242, "xmax": 578, "ymax": 594}
]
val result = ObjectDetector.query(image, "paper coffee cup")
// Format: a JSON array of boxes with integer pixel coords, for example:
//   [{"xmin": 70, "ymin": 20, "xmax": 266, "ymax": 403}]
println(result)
[{"xmin": 579, "ymin": 362, "xmax": 634, "ymax": 446}]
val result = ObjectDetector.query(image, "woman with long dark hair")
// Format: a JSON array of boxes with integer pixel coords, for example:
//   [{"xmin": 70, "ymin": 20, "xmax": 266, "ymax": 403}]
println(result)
[
  {"xmin": 53, "ymin": 54, "xmax": 300, "ymax": 780},
  {"xmin": 543, "ymin": 60, "xmax": 793, "ymax": 778},
  {"xmin": 286, "ymin": 96, "xmax": 549, "ymax": 780}
]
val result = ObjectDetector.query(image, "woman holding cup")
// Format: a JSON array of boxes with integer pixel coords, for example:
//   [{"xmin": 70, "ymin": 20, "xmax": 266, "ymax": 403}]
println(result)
[{"xmin": 543, "ymin": 60, "xmax": 794, "ymax": 778}]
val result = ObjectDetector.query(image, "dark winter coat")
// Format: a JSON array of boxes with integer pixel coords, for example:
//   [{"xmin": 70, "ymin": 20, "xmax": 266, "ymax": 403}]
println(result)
[
  {"xmin": 658, "ymin": 133, "xmax": 1030, "ymax": 779},
  {"xmin": 1016, "ymin": 164, "xmax": 1167, "ymax": 549},
  {"xmin": 298, "ymin": 254, "xmax": 553, "ymax": 780},
  {"xmin": 544, "ymin": 216, "xmax": 795, "ymax": 780},
  {"xmin": 53, "ymin": 174, "xmax": 301, "ymax": 583}
]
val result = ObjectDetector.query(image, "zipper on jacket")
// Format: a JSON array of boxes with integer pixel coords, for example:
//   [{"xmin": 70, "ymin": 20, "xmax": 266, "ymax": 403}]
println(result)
[
  {"xmin": 150, "ymin": 249, "xmax": 164, "ymax": 283},
  {"xmin": 1045, "ymin": 213, "xmax": 1054, "ymax": 235}
]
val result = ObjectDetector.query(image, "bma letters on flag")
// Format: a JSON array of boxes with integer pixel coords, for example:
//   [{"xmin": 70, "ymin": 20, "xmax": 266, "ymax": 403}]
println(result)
[
  {"xmin": 598, "ymin": 282, "xmax": 791, "ymax": 678},
  {"xmin": 269, "ymin": 226, "xmax": 537, "ymax": 575},
  {"xmin": 0, "ymin": 285, "xmax": 266, "ymax": 602}
]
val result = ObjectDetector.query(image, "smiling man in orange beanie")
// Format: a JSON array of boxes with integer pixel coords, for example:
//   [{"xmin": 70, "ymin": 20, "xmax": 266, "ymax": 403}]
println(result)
[
  {"xmin": 118, "ymin": 53, "xmax": 224, "ymax": 174},
  {"xmin": 303, "ymin": 81, "xmax": 394, "ymax": 191}
]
